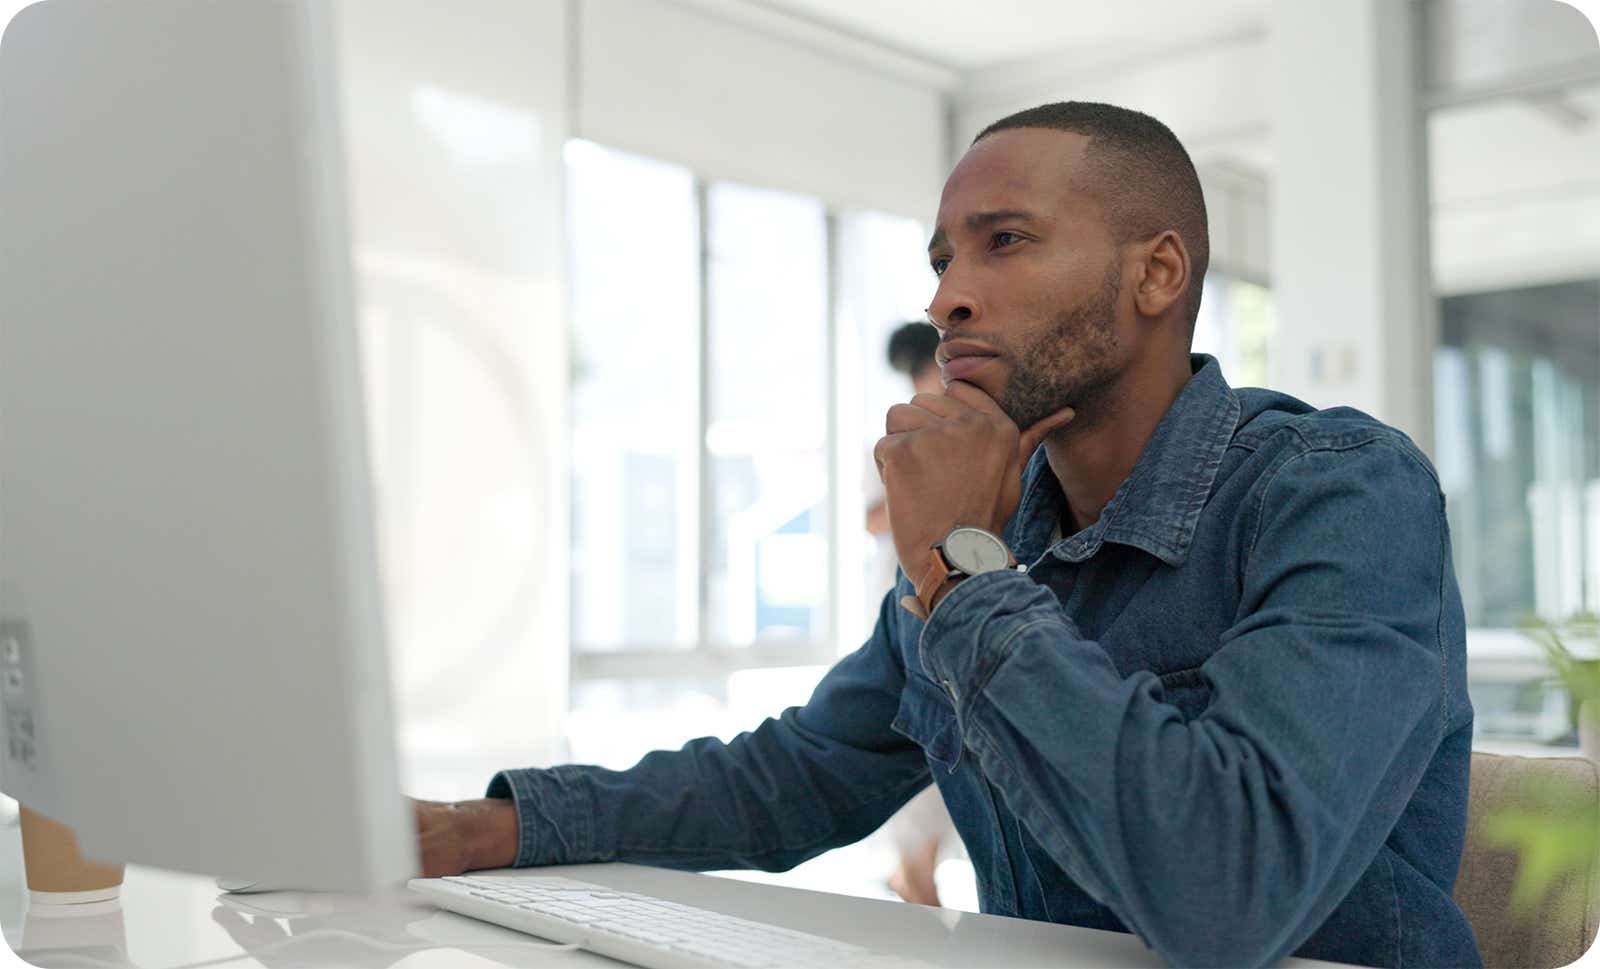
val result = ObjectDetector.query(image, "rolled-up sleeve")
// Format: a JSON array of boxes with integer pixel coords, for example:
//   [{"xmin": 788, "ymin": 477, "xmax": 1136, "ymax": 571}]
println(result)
[{"xmin": 486, "ymin": 589, "xmax": 934, "ymax": 872}]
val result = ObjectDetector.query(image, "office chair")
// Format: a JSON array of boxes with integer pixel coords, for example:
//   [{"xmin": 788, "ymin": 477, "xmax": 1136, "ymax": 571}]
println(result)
[{"xmin": 1454, "ymin": 752, "xmax": 1600, "ymax": 968}]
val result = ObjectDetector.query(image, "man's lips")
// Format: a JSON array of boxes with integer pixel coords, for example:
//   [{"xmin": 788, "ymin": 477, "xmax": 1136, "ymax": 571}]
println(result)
[
  {"xmin": 937, "ymin": 341, "xmax": 1001, "ymax": 383},
  {"xmin": 941, "ymin": 354, "xmax": 998, "ymax": 382}
]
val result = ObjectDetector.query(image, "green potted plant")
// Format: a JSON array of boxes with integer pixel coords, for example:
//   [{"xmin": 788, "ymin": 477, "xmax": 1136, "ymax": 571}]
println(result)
[{"xmin": 1482, "ymin": 613, "xmax": 1600, "ymax": 918}]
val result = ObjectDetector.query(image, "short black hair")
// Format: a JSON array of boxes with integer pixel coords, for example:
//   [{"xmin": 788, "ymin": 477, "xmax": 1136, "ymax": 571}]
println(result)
[
  {"xmin": 886, "ymin": 321, "xmax": 939, "ymax": 377},
  {"xmin": 974, "ymin": 101, "xmax": 1209, "ymax": 328}
]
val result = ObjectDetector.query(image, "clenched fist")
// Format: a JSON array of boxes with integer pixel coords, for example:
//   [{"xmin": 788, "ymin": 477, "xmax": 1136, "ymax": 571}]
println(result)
[{"xmin": 873, "ymin": 380, "xmax": 1074, "ymax": 587}]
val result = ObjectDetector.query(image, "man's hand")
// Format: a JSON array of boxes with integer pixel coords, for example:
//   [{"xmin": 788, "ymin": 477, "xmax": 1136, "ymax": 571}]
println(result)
[
  {"xmin": 873, "ymin": 381, "xmax": 1074, "ymax": 584},
  {"xmin": 412, "ymin": 798, "xmax": 519, "ymax": 878}
]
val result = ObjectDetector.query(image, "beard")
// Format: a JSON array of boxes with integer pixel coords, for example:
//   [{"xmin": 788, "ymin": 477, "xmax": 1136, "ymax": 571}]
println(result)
[{"xmin": 995, "ymin": 262, "xmax": 1123, "ymax": 432}]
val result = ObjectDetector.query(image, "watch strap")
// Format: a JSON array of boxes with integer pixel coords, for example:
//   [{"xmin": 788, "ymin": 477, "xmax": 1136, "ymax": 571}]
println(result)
[{"xmin": 914, "ymin": 547, "xmax": 956, "ymax": 617}]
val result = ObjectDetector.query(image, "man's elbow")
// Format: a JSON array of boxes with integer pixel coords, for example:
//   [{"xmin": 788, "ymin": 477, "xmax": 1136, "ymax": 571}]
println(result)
[
  {"xmin": 1147, "ymin": 924, "xmax": 1293, "ymax": 969},
  {"xmin": 1131, "ymin": 887, "xmax": 1310, "ymax": 969}
]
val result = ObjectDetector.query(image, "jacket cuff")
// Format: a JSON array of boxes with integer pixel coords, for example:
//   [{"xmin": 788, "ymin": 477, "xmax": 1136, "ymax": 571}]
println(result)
[
  {"xmin": 485, "ymin": 765, "xmax": 597, "ymax": 867},
  {"xmin": 916, "ymin": 567, "xmax": 1043, "ymax": 706}
]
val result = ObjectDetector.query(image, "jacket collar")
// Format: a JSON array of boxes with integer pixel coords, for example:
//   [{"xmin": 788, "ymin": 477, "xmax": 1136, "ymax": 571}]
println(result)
[{"xmin": 1009, "ymin": 354, "xmax": 1241, "ymax": 568}]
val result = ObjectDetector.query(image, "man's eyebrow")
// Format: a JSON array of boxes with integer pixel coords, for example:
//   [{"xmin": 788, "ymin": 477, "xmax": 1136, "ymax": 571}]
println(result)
[
  {"xmin": 928, "ymin": 209, "xmax": 1041, "ymax": 252},
  {"xmin": 966, "ymin": 208, "xmax": 1039, "ymax": 231}
]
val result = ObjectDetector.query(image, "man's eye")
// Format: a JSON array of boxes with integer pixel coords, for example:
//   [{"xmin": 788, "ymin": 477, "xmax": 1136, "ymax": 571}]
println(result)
[
  {"xmin": 993, "ymin": 231, "xmax": 1023, "ymax": 248},
  {"xmin": 931, "ymin": 257, "xmax": 950, "ymax": 276}
]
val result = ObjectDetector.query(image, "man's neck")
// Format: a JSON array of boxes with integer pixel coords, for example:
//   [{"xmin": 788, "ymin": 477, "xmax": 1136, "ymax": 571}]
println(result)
[{"xmin": 1044, "ymin": 355, "xmax": 1193, "ymax": 535}]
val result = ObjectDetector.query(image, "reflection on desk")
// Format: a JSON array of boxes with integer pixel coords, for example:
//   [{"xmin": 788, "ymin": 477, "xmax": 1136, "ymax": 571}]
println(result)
[
  {"xmin": 19, "ymin": 899, "xmax": 132, "ymax": 967},
  {"xmin": 2, "ymin": 859, "xmax": 1351, "ymax": 969}
]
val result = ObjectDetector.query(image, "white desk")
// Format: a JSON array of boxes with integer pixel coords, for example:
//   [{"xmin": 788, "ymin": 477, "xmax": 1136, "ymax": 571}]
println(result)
[{"xmin": 0, "ymin": 827, "xmax": 1344, "ymax": 969}]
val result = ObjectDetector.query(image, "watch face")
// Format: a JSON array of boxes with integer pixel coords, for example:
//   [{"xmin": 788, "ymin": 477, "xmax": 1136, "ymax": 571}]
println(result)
[{"xmin": 943, "ymin": 527, "xmax": 1010, "ymax": 574}]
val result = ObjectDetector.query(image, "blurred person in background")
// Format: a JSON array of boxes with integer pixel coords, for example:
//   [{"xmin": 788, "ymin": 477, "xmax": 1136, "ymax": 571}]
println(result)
[{"xmin": 868, "ymin": 321, "xmax": 961, "ymax": 908}]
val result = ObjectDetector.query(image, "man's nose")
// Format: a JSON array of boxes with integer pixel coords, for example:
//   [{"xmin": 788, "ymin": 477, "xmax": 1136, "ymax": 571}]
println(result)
[{"xmin": 926, "ymin": 275, "xmax": 977, "ymax": 332}]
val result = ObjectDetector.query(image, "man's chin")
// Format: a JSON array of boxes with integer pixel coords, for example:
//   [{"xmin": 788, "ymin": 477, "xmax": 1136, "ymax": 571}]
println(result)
[
  {"xmin": 997, "ymin": 386, "xmax": 1081, "ymax": 432},
  {"xmin": 946, "ymin": 374, "xmax": 1006, "ymax": 404},
  {"xmin": 989, "ymin": 377, "xmax": 1031, "ymax": 423}
]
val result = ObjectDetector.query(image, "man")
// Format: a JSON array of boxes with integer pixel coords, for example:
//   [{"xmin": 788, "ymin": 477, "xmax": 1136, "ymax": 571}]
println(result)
[{"xmin": 416, "ymin": 102, "xmax": 1479, "ymax": 968}]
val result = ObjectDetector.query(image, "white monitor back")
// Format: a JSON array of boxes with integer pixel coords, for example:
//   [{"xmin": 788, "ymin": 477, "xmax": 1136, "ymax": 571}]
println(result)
[{"xmin": 0, "ymin": 0, "xmax": 413, "ymax": 889}]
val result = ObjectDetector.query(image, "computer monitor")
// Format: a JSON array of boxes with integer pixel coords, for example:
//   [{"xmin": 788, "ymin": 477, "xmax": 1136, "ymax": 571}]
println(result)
[{"xmin": 0, "ymin": 0, "xmax": 414, "ymax": 890}]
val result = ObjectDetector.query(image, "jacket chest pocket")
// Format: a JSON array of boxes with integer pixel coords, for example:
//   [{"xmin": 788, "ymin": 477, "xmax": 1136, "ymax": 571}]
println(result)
[{"xmin": 891, "ymin": 673, "xmax": 963, "ymax": 773}]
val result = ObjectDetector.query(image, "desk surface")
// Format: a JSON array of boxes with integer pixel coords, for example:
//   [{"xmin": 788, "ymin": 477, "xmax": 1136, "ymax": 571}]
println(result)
[{"xmin": 0, "ymin": 835, "xmax": 1346, "ymax": 969}]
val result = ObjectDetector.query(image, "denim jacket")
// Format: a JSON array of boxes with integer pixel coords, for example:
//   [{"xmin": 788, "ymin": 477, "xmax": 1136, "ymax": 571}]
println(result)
[{"xmin": 488, "ymin": 356, "xmax": 1479, "ymax": 968}]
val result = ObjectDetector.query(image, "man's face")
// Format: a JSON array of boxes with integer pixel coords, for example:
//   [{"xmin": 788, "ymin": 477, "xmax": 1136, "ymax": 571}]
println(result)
[{"xmin": 925, "ymin": 128, "xmax": 1129, "ymax": 430}]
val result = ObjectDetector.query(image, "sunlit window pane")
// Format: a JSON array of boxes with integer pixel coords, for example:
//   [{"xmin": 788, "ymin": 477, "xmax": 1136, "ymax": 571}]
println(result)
[
  {"xmin": 1434, "ymin": 281, "xmax": 1600, "ymax": 628},
  {"xmin": 1194, "ymin": 273, "xmax": 1276, "ymax": 388},
  {"xmin": 567, "ymin": 140, "xmax": 700, "ymax": 650},
  {"xmin": 705, "ymin": 182, "xmax": 829, "ymax": 646}
]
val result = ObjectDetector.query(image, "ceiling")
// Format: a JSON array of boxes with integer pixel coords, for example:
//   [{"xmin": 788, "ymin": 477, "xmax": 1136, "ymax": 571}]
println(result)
[
  {"xmin": 1431, "ymin": 81, "xmax": 1600, "ymax": 206},
  {"xmin": 748, "ymin": 0, "xmax": 1269, "ymax": 70}
]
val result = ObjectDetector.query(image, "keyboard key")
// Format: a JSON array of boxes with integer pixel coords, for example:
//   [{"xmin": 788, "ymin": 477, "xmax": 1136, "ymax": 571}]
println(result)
[{"xmin": 543, "ymin": 907, "xmax": 604, "ymax": 924}]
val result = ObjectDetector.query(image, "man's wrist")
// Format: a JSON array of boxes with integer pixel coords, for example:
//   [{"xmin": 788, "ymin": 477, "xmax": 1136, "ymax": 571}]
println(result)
[{"xmin": 461, "ymin": 798, "xmax": 520, "ymax": 870}]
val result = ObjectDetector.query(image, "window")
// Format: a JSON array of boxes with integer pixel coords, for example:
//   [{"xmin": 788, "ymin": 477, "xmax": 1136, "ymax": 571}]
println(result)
[
  {"xmin": 704, "ymin": 183, "xmax": 830, "ymax": 647},
  {"xmin": 1194, "ymin": 273, "xmax": 1276, "ymax": 389},
  {"xmin": 567, "ymin": 141, "xmax": 700, "ymax": 651},
  {"xmin": 1434, "ymin": 282, "xmax": 1600, "ymax": 628},
  {"xmin": 562, "ymin": 160, "xmax": 931, "ymax": 902},
  {"xmin": 566, "ymin": 141, "xmax": 930, "ymax": 687},
  {"xmin": 1428, "ymin": 81, "xmax": 1600, "ymax": 630},
  {"xmin": 1427, "ymin": 78, "xmax": 1600, "ymax": 741}
]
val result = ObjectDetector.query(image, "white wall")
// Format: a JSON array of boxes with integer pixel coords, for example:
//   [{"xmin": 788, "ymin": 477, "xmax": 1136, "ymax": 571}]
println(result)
[
  {"xmin": 579, "ymin": 0, "xmax": 948, "ymax": 218},
  {"xmin": 1268, "ymin": 0, "xmax": 1435, "ymax": 448}
]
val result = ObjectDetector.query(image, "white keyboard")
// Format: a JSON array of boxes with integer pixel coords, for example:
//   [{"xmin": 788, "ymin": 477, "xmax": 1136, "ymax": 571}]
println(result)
[{"xmin": 408, "ymin": 874, "xmax": 934, "ymax": 969}]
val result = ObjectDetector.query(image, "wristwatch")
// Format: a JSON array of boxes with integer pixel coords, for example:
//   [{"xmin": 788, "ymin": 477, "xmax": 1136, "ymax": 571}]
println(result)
[{"xmin": 912, "ymin": 526, "xmax": 1022, "ymax": 617}]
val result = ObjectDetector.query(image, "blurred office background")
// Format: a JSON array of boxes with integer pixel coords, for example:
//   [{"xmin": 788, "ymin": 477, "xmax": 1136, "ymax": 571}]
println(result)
[{"xmin": 4, "ymin": 0, "xmax": 1596, "ymax": 907}]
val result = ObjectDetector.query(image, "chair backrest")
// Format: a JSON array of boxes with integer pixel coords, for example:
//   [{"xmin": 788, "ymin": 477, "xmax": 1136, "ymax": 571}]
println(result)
[{"xmin": 1454, "ymin": 752, "xmax": 1600, "ymax": 968}]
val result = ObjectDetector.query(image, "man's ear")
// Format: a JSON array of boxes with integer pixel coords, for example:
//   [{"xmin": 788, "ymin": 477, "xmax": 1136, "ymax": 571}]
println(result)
[{"xmin": 1132, "ymin": 230, "xmax": 1191, "ymax": 319}]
